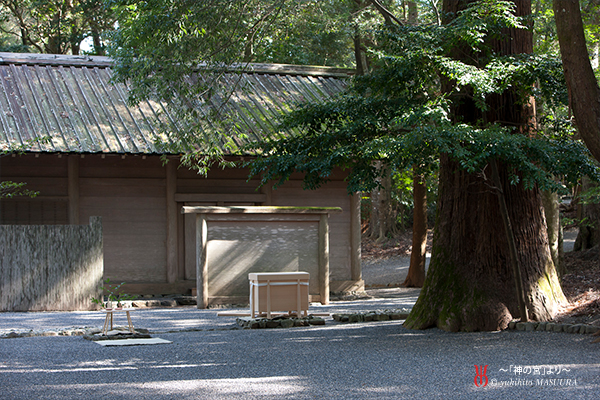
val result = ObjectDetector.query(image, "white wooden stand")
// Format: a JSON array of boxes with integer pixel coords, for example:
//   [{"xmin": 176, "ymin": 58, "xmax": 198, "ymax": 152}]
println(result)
[
  {"xmin": 101, "ymin": 308, "xmax": 135, "ymax": 335},
  {"xmin": 249, "ymin": 272, "xmax": 310, "ymax": 318}
]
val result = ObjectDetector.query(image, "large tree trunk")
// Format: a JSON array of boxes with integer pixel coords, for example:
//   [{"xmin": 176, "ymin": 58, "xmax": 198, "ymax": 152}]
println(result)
[
  {"xmin": 554, "ymin": 0, "xmax": 600, "ymax": 163},
  {"xmin": 554, "ymin": 1, "xmax": 600, "ymax": 254},
  {"xmin": 404, "ymin": 0, "xmax": 566, "ymax": 332},
  {"xmin": 574, "ymin": 177, "xmax": 600, "ymax": 250},
  {"xmin": 403, "ymin": 168, "xmax": 427, "ymax": 287},
  {"xmin": 401, "ymin": 2, "xmax": 427, "ymax": 288},
  {"xmin": 542, "ymin": 190, "xmax": 564, "ymax": 275},
  {"xmin": 368, "ymin": 163, "xmax": 395, "ymax": 241}
]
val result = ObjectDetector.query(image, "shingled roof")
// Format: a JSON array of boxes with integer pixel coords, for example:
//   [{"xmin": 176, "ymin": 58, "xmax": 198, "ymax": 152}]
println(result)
[{"xmin": 0, "ymin": 52, "xmax": 352, "ymax": 155}]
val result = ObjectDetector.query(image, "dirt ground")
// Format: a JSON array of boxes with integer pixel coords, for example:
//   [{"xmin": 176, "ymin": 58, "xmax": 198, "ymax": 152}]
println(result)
[
  {"xmin": 363, "ymin": 230, "xmax": 600, "ymax": 327},
  {"xmin": 555, "ymin": 247, "xmax": 600, "ymax": 327}
]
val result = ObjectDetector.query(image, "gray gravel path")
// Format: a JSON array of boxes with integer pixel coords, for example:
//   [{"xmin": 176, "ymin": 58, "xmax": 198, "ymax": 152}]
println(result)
[
  {"xmin": 1, "ymin": 229, "xmax": 594, "ymax": 399},
  {"xmin": 1, "ymin": 315, "xmax": 598, "ymax": 399}
]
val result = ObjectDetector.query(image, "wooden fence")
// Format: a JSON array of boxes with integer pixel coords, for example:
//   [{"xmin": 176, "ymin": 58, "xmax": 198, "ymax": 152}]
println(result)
[{"xmin": 0, "ymin": 217, "xmax": 103, "ymax": 311}]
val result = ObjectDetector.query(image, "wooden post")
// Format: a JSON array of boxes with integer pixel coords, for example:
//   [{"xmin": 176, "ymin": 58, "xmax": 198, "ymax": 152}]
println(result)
[
  {"xmin": 166, "ymin": 160, "xmax": 178, "ymax": 283},
  {"xmin": 196, "ymin": 214, "xmax": 209, "ymax": 308},
  {"xmin": 68, "ymin": 156, "xmax": 79, "ymax": 225},
  {"xmin": 350, "ymin": 192, "xmax": 362, "ymax": 281},
  {"xmin": 319, "ymin": 213, "xmax": 330, "ymax": 305},
  {"xmin": 261, "ymin": 182, "xmax": 273, "ymax": 205}
]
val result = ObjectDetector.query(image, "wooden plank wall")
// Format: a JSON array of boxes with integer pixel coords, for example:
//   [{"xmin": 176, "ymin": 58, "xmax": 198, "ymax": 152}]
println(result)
[
  {"xmin": 0, "ymin": 154, "xmax": 69, "ymax": 225},
  {"xmin": 0, "ymin": 217, "xmax": 103, "ymax": 311},
  {"xmin": 176, "ymin": 165, "xmax": 271, "ymax": 282},
  {"xmin": 78, "ymin": 155, "xmax": 167, "ymax": 283},
  {"xmin": 270, "ymin": 180, "xmax": 352, "ymax": 282},
  {"xmin": 0, "ymin": 154, "xmax": 358, "ymax": 298},
  {"xmin": 205, "ymin": 219, "xmax": 320, "ymax": 298}
]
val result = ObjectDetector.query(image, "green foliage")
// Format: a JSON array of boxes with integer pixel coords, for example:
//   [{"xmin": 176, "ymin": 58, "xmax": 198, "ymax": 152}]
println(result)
[
  {"xmin": 579, "ymin": 185, "xmax": 600, "ymax": 205},
  {"xmin": 0, "ymin": 181, "xmax": 38, "ymax": 199},
  {"xmin": 249, "ymin": 0, "xmax": 355, "ymax": 67},
  {"xmin": 0, "ymin": 0, "xmax": 115, "ymax": 54},
  {"xmin": 106, "ymin": 0, "xmax": 444, "ymax": 177},
  {"xmin": 91, "ymin": 279, "xmax": 134, "ymax": 307},
  {"xmin": 246, "ymin": 1, "xmax": 599, "ymax": 195},
  {"xmin": 1, "ymin": 137, "xmax": 51, "ymax": 199}
]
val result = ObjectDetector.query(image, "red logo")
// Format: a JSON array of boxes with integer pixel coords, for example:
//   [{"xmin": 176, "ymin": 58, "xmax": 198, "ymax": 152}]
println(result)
[{"xmin": 475, "ymin": 365, "xmax": 489, "ymax": 387}]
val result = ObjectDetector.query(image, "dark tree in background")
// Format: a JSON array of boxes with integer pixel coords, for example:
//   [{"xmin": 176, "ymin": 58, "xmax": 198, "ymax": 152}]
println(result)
[
  {"xmin": 554, "ymin": 0, "xmax": 600, "ymax": 251},
  {"xmin": 0, "ymin": 0, "xmax": 115, "ymax": 54}
]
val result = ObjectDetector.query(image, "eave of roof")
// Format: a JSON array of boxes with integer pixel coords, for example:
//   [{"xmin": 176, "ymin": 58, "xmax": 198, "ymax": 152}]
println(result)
[{"xmin": 0, "ymin": 52, "xmax": 353, "ymax": 155}]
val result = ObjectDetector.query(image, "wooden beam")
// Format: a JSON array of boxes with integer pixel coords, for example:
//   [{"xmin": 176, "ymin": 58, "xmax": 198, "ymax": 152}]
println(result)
[
  {"xmin": 182, "ymin": 206, "xmax": 342, "ymax": 214},
  {"xmin": 68, "ymin": 156, "xmax": 79, "ymax": 225},
  {"xmin": 261, "ymin": 182, "xmax": 273, "ymax": 205},
  {"xmin": 166, "ymin": 161, "xmax": 178, "ymax": 283},
  {"xmin": 174, "ymin": 193, "xmax": 267, "ymax": 203},
  {"xmin": 350, "ymin": 193, "xmax": 362, "ymax": 281},
  {"xmin": 2, "ymin": 196, "xmax": 68, "ymax": 202},
  {"xmin": 196, "ymin": 214, "xmax": 209, "ymax": 309},
  {"xmin": 319, "ymin": 213, "xmax": 330, "ymax": 305},
  {"xmin": 0, "ymin": 52, "xmax": 113, "ymax": 67}
]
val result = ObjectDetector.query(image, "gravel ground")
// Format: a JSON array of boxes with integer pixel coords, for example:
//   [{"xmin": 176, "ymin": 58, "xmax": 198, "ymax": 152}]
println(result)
[
  {"xmin": 0, "ymin": 314, "xmax": 598, "ymax": 400},
  {"xmin": 1, "ymin": 230, "xmax": 596, "ymax": 399}
]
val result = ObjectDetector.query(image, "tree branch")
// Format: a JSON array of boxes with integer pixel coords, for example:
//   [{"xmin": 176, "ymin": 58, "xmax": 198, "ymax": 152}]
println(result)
[{"xmin": 368, "ymin": 0, "xmax": 404, "ymax": 26}]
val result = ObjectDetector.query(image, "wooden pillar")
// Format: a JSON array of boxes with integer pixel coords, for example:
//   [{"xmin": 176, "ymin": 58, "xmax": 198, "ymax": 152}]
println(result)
[
  {"xmin": 68, "ymin": 156, "xmax": 79, "ymax": 225},
  {"xmin": 350, "ymin": 192, "xmax": 362, "ymax": 281},
  {"xmin": 319, "ymin": 213, "xmax": 330, "ymax": 305},
  {"xmin": 196, "ymin": 214, "xmax": 209, "ymax": 308},
  {"xmin": 261, "ymin": 182, "xmax": 273, "ymax": 205},
  {"xmin": 166, "ymin": 160, "xmax": 178, "ymax": 283}
]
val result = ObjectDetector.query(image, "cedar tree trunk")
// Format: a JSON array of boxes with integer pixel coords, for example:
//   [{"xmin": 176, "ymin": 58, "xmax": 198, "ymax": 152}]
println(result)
[
  {"xmin": 554, "ymin": 0, "xmax": 600, "ymax": 164},
  {"xmin": 404, "ymin": 0, "xmax": 566, "ymax": 332},
  {"xmin": 541, "ymin": 190, "xmax": 563, "ymax": 275},
  {"xmin": 403, "ymin": 168, "xmax": 427, "ymax": 287},
  {"xmin": 574, "ymin": 178, "xmax": 600, "ymax": 250},
  {"xmin": 554, "ymin": 1, "xmax": 600, "ymax": 254},
  {"xmin": 368, "ymin": 162, "xmax": 396, "ymax": 241}
]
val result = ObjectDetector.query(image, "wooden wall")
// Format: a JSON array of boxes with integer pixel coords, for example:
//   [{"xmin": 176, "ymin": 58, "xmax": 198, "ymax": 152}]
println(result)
[
  {"xmin": 270, "ymin": 180, "xmax": 352, "ymax": 282},
  {"xmin": 0, "ymin": 217, "xmax": 103, "ymax": 311},
  {"xmin": 0, "ymin": 153, "xmax": 361, "ymax": 299},
  {"xmin": 0, "ymin": 154, "xmax": 68, "ymax": 224},
  {"xmin": 78, "ymin": 155, "xmax": 167, "ymax": 283},
  {"xmin": 206, "ymin": 219, "xmax": 320, "ymax": 297}
]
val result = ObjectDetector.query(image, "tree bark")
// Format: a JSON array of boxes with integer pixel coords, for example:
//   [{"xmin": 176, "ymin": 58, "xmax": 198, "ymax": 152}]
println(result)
[
  {"xmin": 541, "ymin": 190, "xmax": 563, "ymax": 275},
  {"xmin": 554, "ymin": 0, "xmax": 600, "ymax": 163},
  {"xmin": 368, "ymin": 163, "xmax": 395, "ymax": 241},
  {"xmin": 404, "ymin": 0, "xmax": 566, "ymax": 331},
  {"xmin": 573, "ymin": 177, "xmax": 600, "ymax": 250},
  {"xmin": 403, "ymin": 168, "xmax": 427, "ymax": 287}
]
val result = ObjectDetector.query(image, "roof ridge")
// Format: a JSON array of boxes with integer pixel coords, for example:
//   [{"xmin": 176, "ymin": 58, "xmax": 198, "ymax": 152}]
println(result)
[{"xmin": 0, "ymin": 52, "xmax": 355, "ymax": 77}]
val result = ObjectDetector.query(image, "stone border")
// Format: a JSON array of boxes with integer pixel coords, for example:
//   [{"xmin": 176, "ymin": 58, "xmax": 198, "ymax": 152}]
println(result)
[
  {"xmin": 332, "ymin": 309, "xmax": 411, "ymax": 323},
  {"xmin": 507, "ymin": 320, "xmax": 600, "ymax": 335},
  {"xmin": 236, "ymin": 316, "xmax": 325, "ymax": 329},
  {"xmin": 83, "ymin": 327, "xmax": 152, "ymax": 341},
  {"xmin": 3, "ymin": 306, "xmax": 599, "ymax": 338}
]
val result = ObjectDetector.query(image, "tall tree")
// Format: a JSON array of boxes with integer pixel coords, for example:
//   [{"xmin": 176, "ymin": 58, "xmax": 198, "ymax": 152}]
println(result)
[
  {"xmin": 403, "ymin": 167, "xmax": 428, "ymax": 287},
  {"xmin": 0, "ymin": 0, "xmax": 114, "ymax": 54},
  {"xmin": 402, "ymin": 1, "xmax": 429, "ymax": 287},
  {"xmin": 404, "ymin": 0, "xmax": 566, "ymax": 331},
  {"xmin": 248, "ymin": 0, "xmax": 597, "ymax": 331},
  {"xmin": 554, "ymin": 0, "xmax": 600, "ymax": 163},
  {"xmin": 108, "ymin": 0, "xmax": 598, "ymax": 330},
  {"xmin": 554, "ymin": 0, "xmax": 600, "ymax": 250}
]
